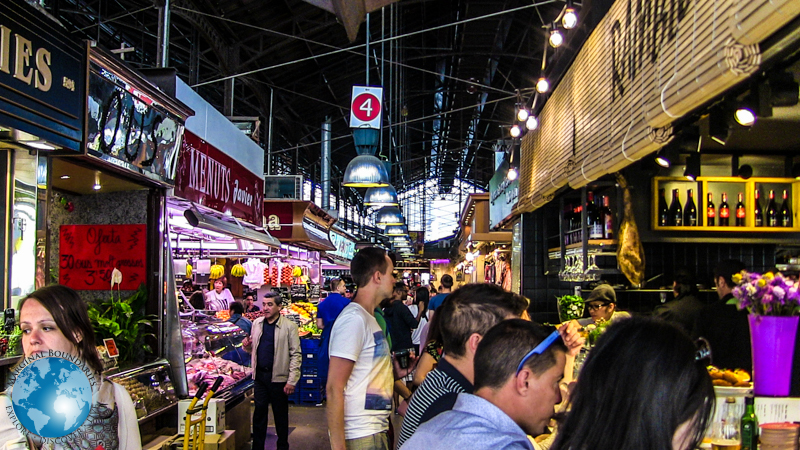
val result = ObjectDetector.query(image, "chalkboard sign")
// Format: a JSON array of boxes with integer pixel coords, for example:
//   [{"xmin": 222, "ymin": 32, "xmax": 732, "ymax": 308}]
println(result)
[
  {"xmin": 308, "ymin": 284, "xmax": 320, "ymax": 299},
  {"xmin": 290, "ymin": 284, "xmax": 307, "ymax": 302},
  {"xmin": 59, "ymin": 224, "xmax": 146, "ymax": 290}
]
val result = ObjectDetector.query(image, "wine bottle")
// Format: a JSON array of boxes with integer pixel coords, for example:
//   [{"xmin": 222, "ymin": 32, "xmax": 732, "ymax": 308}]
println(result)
[
  {"xmin": 565, "ymin": 204, "xmax": 573, "ymax": 245},
  {"xmin": 740, "ymin": 396, "xmax": 758, "ymax": 450},
  {"xmin": 669, "ymin": 189, "xmax": 682, "ymax": 226},
  {"xmin": 602, "ymin": 196, "xmax": 614, "ymax": 239},
  {"xmin": 683, "ymin": 189, "xmax": 697, "ymax": 226},
  {"xmin": 658, "ymin": 189, "xmax": 669, "ymax": 227},
  {"xmin": 735, "ymin": 193, "xmax": 746, "ymax": 227},
  {"xmin": 767, "ymin": 190, "xmax": 778, "ymax": 227},
  {"xmin": 719, "ymin": 193, "xmax": 730, "ymax": 226},
  {"xmin": 588, "ymin": 192, "xmax": 603, "ymax": 239},
  {"xmin": 706, "ymin": 193, "xmax": 716, "ymax": 226},
  {"xmin": 780, "ymin": 189, "xmax": 792, "ymax": 227},
  {"xmin": 754, "ymin": 190, "xmax": 763, "ymax": 227}
]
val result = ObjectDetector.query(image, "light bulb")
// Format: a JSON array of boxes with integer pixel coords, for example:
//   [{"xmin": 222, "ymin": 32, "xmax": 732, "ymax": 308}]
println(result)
[
  {"xmin": 526, "ymin": 115, "xmax": 539, "ymax": 131},
  {"xmin": 510, "ymin": 124, "xmax": 521, "ymax": 138},
  {"xmin": 536, "ymin": 77, "xmax": 550, "ymax": 94},
  {"xmin": 549, "ymin": 29, "xmax": 563, "ymax": 47},
  {"xmin": 734, "ymin": 108, "xmax": 756, "ymax": 126},
  {"xmin": 563, "ymin": 8, "xmax": 578, "ymax": 29},
  {"xmin": 517, "ymin": 108, "xmax": 529, "ymax": 122},
  {"xmin": 507, "ymin": 167, "xmax": 519, "ymax": 181}
]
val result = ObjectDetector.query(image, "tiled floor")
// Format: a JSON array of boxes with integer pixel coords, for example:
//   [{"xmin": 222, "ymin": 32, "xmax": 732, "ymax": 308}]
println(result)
[{"xmin": 255, "ymin": 402, "xmax": 404, "ymax": 450}]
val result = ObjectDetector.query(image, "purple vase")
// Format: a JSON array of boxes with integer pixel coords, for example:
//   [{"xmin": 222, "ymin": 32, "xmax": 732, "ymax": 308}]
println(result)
[{"xmin": 749, "ymin": 315, "xmax": 799, "ymax": 397}]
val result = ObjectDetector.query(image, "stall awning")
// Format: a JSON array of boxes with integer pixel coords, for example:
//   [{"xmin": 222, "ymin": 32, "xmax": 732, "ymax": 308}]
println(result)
[
  {"xmin": 263, "ymin": 200, "xmax": 336, "ymax": 251},
  {"xmin": 168, "ymin": 198, "xmax": 280, "ymax": 247}
]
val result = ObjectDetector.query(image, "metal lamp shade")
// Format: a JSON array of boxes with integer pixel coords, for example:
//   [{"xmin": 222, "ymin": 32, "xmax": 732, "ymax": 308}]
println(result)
[
  {"xmin": 391, "ymin": 235, "xmax": 410, "ymax": 242},
  {"xmin": 376, "ymin": 206, "xmax": 405, "ymax": 226},
  {"xmin": 384, "ymin": 224, "xmax": 408, "ymax": 236},
  {"xmin": 343, "ymin": 155, "xmax": 390, "ymax": 187},
  {"xmin": 353, "ymin": 128, "xmax": 380, "ymax": 155},
  {"xmin": 364, "ymin": 186, "xmax": 399, "ymax": 207}
]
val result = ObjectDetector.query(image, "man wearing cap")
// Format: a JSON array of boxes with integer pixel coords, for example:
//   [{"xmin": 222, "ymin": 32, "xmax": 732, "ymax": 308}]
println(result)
[{"xmin": 576, "ymin": 284, "xmax": 630, "ymax": 326}]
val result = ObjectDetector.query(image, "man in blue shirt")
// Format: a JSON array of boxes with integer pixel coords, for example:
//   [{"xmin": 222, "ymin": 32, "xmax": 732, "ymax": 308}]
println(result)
[
  {"xmin": 427, "ymin": 274, "xmax": 453, "ymax": 316},
  {"xmin": 401, "ymin": 320, "xmax": 568, "ymax": 450},
  {"xmin": 317, "ymin": 278, "xmax": 350, "ymax": 330}
]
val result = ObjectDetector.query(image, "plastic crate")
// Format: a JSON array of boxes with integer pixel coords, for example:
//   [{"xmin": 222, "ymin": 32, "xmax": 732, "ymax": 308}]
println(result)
[
  {"xmin": 299, "ymin": 377, "xmax": 321, "ymax": 390},
  {"xmin": 301, "ymin": 366, "xmax": 319, "ymax": 377},
  {"xmin": 298, "ymin": 386, "xmax": 325, "ymax": 404},
  {"xmin": 287, "ymin": 390, "xmax": 300, "ymax": 404},
  {"xmin": 301, "ymin": 338, "xmax": 321, "ymax": 350},
  {"xmin": 302, "ymin": 350, "xmax": 320, "ymax": 362}
]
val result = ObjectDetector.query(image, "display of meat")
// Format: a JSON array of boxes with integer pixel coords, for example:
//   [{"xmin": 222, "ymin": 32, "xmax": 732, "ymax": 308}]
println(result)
[
  {"xmin": 186, "ymin": 356, "xmax": 252, "ymax": 395},
  {"xmin": 615, "ymin": 173, "xmax": 646, "ymax": 287}
]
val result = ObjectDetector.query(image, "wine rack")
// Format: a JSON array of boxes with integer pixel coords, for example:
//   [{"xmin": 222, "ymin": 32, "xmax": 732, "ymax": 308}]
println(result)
[{"xmin": 652, "ymin": 177, "xmax": 800, "ymax": 232}]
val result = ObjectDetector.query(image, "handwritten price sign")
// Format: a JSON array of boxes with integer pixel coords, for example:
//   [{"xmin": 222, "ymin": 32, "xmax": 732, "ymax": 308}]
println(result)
[{"xmin": 59, "ymin": 224, "xmax": 147, "ymax": 290}]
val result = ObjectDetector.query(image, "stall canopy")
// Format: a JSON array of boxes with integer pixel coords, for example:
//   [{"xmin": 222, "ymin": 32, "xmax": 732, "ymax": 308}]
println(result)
[
  {"xmin": 458, "ymin": 193, "xmax": 512, "ymax": 252},
  {"xmin": 264, "ymin": 200, "xmax": 337, "ymax": 251},
  {"xmin": 168, "ymin": 198, "xmax": 280, "ymax": 247}
]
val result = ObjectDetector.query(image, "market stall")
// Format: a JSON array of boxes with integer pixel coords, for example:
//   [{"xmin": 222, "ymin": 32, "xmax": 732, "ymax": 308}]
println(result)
[{"xmin": 455, "ymin": 193, "xmax": 514, "ymax": 287}]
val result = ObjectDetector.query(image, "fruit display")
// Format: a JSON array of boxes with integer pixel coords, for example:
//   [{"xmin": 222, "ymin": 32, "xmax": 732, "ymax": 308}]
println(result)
[
  {"xmin": 215, "ymin": 310, "xmax": 231, "ymax": 321},
  {"xmin": 299, "ymin": 322, "xmax": 322, "ymax": 335},
  {"xmin": 280, "ymin": 265, "xmax": 293, "ymax": 285},
  {"xmin": 708, "ymin": 366, "xmax": 751, "ymax": 387},
  {"xmin": 263, "ymin": 267, "xmax": 271, "ymax": 285},
  {"xmin": 271, "ymin": 266, "xmax": 279, "ymax": 285},
  {"xmin": 210, "ymin": 264, "xmax": 225, "ymax": 279},
  {"xmin": 292, "ymin": 265, "xmax": 303, "ymax": 277},
  {"xmin": 231, "ymin": 263, "xmax": 246, "ymax": 277},
  {"xmin": 186, "ymin": 263, "xmax": 192, "ymax": 278}
]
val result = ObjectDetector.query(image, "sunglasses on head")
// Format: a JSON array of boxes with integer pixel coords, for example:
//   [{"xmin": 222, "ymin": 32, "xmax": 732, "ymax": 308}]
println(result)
[{"xmin": 516, "ymin": 330, "xmax": 562, "ymax": 375}]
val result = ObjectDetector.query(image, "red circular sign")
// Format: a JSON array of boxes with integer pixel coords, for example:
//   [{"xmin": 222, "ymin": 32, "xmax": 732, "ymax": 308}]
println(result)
[{"xmin": 352, "ymin": 93, "xmax": 381, "ymax": 122}]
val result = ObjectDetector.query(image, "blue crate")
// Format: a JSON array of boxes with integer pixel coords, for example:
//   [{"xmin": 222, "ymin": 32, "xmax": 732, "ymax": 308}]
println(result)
[
  {"xmin": 300, "ymin": 377, "xmax": 321, "ymax": 390},
  {"xmin": 301, "ymin": 338, "xmax": 321, "ymax": 350},
  {"xmin": 302, "ymin": 350, "xmax": 320, "ymax": 361},
  {"xmin": 301, "ymin": 366, "xmax": 319, "ymax": 377},
  {"xmin": 287, "ymin": 390, "xmax": 300, "ymax": 404},
  {"xmin": 298, "ymin": 386, "xmax": 324, "ymax": 404}
]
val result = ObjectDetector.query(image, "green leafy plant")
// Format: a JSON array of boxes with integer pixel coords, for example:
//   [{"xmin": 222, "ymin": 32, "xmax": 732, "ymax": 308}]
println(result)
[
  {"xmin": 87, "ymin": 283, "xmax": 155, "ymax": 365},
  {"xmin": 587, "ymin": 318, "xmax": 610, "ymax": 346},
  {"xmin": 7, "ymin": 326, "xmax": 22, "ymax": 356},
  {"xmin": 557, "ymin": 295, "xmax": 585, "ymax": 322}
]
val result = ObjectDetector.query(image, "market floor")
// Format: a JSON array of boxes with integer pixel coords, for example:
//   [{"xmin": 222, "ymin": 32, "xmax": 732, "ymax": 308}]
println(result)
[{"xmin": 251, "ymin": 402, "xmax": 404, "ymax": 450}]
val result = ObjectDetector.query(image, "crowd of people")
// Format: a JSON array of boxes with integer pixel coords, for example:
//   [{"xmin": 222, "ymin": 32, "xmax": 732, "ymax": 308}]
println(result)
[{"xmin": 0, "ymin": 250, "xmax": 752, "ymax": 450}]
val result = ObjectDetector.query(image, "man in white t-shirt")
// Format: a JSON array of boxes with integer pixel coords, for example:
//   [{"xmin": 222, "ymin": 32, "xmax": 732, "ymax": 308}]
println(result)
[{"xmin": 327, "ymin": 247, "xmax": 396, "ymax": 450}]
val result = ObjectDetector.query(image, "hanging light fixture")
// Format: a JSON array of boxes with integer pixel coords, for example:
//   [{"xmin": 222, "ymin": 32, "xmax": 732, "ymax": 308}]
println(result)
[
  {"xmin": 376, "ymin": 206, "xmax": 405, "ymax": 226},
  {"xmin": 549, "ymin": 24, "xmax": 564, "ymax": 48},
  {"xmin": 507, "ymin": 167, "xmax": 519, "ymax": 181},
  {"xmin": 510, "ymin": 124, "xmax": 521, "ymax": 138},
  {"xmin": 536, "ymin": 76, "xmax": 550, "ymax": 94},
  {"xmin": 364, "ymin": 185, "xmax": 399, "ymax": 206},
  {"xmin": 526, "ymin": 115, "xmax": 539, "ymax": 131},
  {"xmin": 384, "ymin": 224, "xmax": 408, "ymax": 236},
  {"xmin": 684, "ymin": 153, "xmax": 702, "ymax": 181},
  {"xmin": 517, "ymin": 106, "xmax": 529, "ymax": 122},
  {"xmin": 563, "ymin": 0, "xmax": 578, "ymax": 29},
  {"xmin": 343, "ymin": 155, "xmax": 390, "ymax": 187}
]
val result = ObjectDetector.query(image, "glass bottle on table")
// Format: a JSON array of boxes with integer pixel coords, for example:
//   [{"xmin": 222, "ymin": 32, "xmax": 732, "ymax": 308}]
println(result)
[
  {"xmin": 711, "ymin": 397, "xmax": 740, "ymax": 449},
  {"xmin": 719, "ymin": 193, "xmax": 730, "ymax": 226},
  {"xmin": 707, "ymin": 193, "xmax": 716, "ymax": 226},
  {"xmin": 683, "ymin": 189, "xmax": 697, "ymax": 226},
  {"xmin": 668, "ymin": 189, "xmax": 682, "ymax": 226},
  {"xmin": 740, "ymin": 396, "xmax": 758, "ymax": 450},
  {"xmin": 767, "ymin": 190, "xmax": 778, "ymax": 227},
  {"xmin": 658, "ymin": 188, "xmax": 669, "ymax": 227},
  {"xmin": 754, "ymin": 190, "xmax": 763, "ymax": 227},
  {"xmin": 735, "ymin": 193, "xmax": 746, "ymax": 227},
  {"xmin": 601, "ymin": 195, "xmax": 614, "ymax": 239},
  {"xmin": 588, "ymin": 192, "xmax": 603, "ymax": 239},
  {"xmin": 780, "ymin": 189, "xmax": 792, "ymax": 227}
]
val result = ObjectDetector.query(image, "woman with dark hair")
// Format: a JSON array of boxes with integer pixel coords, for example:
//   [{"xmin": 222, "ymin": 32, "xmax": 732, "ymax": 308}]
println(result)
[
  {"xmin": 552, "ymin": 316, "xmax": 714, "ymax": 450},
  {"xmin": 409, "ymin": 287, "xmax": 430, "ymax": 355},
  {"xmin": 412, "ymin": 301, "xmax": 444, "ymax": 387},
  {"xmin": 0, "ymin": 285, "xmax": 141, "ymax": 449}
]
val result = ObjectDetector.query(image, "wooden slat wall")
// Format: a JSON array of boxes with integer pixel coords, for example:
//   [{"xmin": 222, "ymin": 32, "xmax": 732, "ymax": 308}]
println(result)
[{"xmin": 514, "ymin": 0, "xmax": 799, "ymax": 213}]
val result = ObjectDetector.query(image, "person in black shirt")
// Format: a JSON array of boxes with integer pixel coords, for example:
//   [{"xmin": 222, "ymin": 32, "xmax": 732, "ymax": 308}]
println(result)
[
  {"xmin": 654, "ymin": 268, "xmax": 704, "ymax": 334},
  {"xmin": 382, "ymin": 282, "xmax": 419, "ymax": 352},
  {"xmin": 693, "ymin": 259, "xmax": 751, "ymax": 371}
]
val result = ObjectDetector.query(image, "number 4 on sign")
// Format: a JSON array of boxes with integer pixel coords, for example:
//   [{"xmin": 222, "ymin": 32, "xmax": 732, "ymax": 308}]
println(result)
[{"xmin": 359, "ymin": 98, "xmax": 373, "ymax": 116}]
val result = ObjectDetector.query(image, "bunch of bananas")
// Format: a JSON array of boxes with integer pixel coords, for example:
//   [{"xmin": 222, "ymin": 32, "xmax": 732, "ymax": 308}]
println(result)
[
  {"xmin": 292, "ymin": 265, "xmax": 303, "ymax": 277},
  {"xmin": 210, "ymin": 264, "xmax": 225, "ymax": 279},
  {"xmin": 231, "ymin": 264, "xmax": 246, "ymax": 277},
  {"xmin": 186, "ymin": 263, "xmax": 193, "ymax": 278}
]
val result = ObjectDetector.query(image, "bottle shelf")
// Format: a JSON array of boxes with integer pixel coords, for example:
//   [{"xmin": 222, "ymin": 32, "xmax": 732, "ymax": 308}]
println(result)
[
  {"xmin": 548, "ymin": 239, "xmax": 617, "ymax": 254},
  {"xmin": 652, "ymin": 176, "xmax": 800, "ymax": 232}
]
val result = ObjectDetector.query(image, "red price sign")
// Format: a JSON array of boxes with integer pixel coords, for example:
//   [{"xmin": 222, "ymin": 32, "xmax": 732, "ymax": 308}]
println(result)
[
  {"xmin": 59, "ymin": 224, "xmax": 147, "ymax": 290},
  {"xmin": 352, "ymin": 93, "xmax": 381, "ymax": 122}
]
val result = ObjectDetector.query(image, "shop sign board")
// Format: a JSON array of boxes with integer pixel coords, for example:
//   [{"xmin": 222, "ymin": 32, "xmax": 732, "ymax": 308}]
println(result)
[
  {"xmin": 263, "ymin": 201, "xmax": 295, "ymax": 239},
  {"xmin": 329, "ymin": 230, "xmax": 356, "ymax": 261},
  {"xmin": 175, "ymin": 131, "xmax": 264, "ymax": 226},
  {"xmin": 58, "ymin": 224, "xmax": 146, "ymax": 291},
  {"xmin": 489, "ymin": 158, "xmax": 519, "ymax": 229},
  {"xmin": 349, "ymin": 86, "xmax": 383, "ymax": 129},
  {"xmin": 0, "ymin": 0, "xmax": 86, "ymax": 152},
  {"xmin": 86, "ymin": 60, "xmax": 186, "ymax": 185},
  {"xmin": 516, "ymin": 0, "xmax": 800, "ymax": 213}
]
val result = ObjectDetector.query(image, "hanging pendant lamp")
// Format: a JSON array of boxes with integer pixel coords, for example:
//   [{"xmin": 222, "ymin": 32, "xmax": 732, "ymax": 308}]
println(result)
[
  {"xmin": 343, "ymin": 155, "xmax": 390, "ymax": 187},
  {"xmin": 376, "ymin": 206, "xmax": 405, "ymax": 226},
  {"xmin": 384, "ymin": 224, "xmax": 408, "ymax": 236},
  {"xmin": 364, "ymin": 185, "xmax": 399, "ymax": 207}
]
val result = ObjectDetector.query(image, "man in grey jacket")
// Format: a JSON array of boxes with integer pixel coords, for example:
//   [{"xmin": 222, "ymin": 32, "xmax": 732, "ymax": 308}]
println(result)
[{"xmin": 243, "ymin": 294, "xmax": 301, "ymax": 450}]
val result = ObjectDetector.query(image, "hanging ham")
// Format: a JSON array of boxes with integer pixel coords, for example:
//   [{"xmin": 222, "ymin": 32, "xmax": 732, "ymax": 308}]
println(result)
[{"xmin": 615, "ymin": 173, "xmax": 646, "ymax": 287}]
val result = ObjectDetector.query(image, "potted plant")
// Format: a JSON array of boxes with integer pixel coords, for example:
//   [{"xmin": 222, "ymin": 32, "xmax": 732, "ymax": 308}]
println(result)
[
  {"xmin": 87, "ymin": 283, "xmax": 155, "ymax": 367},
  {"xmin": 730, "ymin": 271, "xmax": 800, "ymax": 396},
  {"xmin": 556, "ymin": 295, "xmax": 585, "ymax": 323}
]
